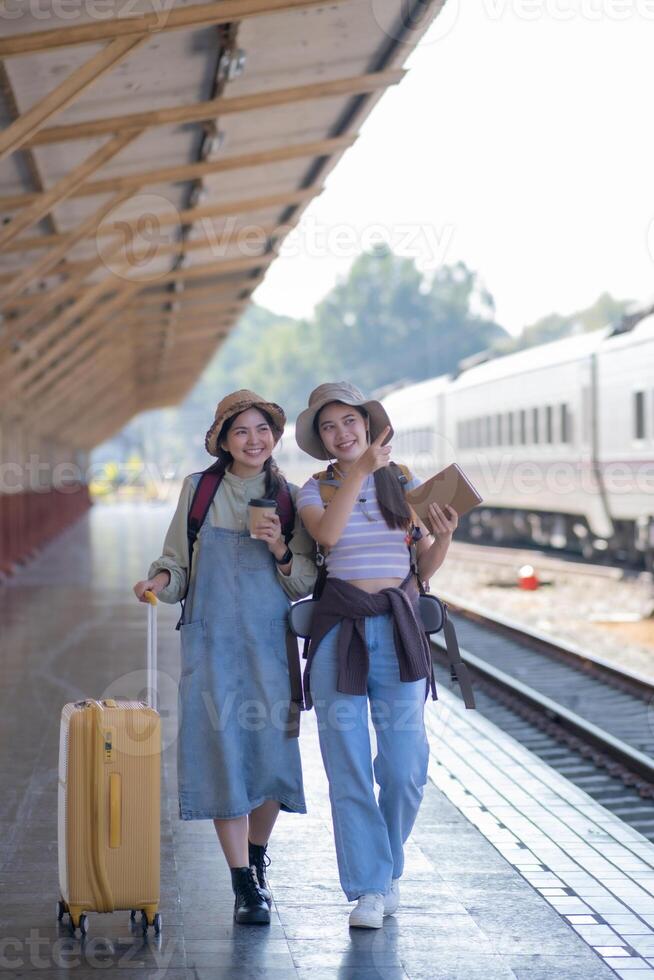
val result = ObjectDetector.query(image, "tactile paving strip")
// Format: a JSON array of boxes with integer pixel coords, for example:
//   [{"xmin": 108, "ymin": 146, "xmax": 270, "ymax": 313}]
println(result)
[{"xmin": 425, "ymin": 687, "xmax": 654, "ymax": 978}]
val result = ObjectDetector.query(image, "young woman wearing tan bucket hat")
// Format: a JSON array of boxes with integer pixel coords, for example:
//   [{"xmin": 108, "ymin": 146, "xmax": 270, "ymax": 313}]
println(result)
[
  {"xmin": 133, "ymin": 390, "xmax": 316, "ymax": 925},
  {"xmin": 295, "ymin": 382, "xmax": 458, "ymax": 929}
]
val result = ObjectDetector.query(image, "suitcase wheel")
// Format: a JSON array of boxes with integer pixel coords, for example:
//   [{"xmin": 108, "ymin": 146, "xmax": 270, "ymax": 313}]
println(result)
[{"xmin": 139, "ymin": 909, "xmax": 162, "ymax": 933}]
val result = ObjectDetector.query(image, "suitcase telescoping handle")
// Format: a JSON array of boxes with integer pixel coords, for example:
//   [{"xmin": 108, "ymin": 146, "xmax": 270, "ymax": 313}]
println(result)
[{"xmin": 144, "ymin": 590, "xmax": 158, "ymax": 712}]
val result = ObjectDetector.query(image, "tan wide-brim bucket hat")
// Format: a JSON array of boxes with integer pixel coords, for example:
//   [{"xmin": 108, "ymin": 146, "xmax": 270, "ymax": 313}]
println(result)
[
  {"xmin": 295, "ymin": 381, "xmax": 393, "ymax": 460},
  {"xmin": 205, "ymin": 389, "xmax": 286, "ymax": 457}
]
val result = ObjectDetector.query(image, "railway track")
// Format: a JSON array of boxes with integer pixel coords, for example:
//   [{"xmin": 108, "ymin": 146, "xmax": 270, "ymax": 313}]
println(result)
[
  {"xmin": 431, "ymin": 597, "xmax": 654, "ymax": 841},
  {"xmin": 447, "ymin": 539, "xmax": 652, "ymax": 584}
]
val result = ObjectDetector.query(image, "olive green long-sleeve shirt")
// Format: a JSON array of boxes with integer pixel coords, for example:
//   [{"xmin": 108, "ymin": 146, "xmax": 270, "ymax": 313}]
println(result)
[{"xmin": 148, "ymin": 468, "xmax": 317, "ymax": 604}]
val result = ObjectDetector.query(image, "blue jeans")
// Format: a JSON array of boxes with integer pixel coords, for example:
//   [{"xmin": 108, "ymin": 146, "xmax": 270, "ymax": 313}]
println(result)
[{"xmin": 309, "ymin": 613, "xmax": 430, "ymax": 901}]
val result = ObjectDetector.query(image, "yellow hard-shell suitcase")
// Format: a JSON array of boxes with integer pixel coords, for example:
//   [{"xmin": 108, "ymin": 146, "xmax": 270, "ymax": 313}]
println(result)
[{"xmin": 57, "ymin": 592, "xmax": 161, "ymax": 935}]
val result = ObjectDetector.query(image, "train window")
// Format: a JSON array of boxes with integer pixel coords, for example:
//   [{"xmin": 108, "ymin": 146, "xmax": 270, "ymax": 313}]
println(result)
[
  {"xmin": 507, "ymin": 411, "xmax": 514, "ymax": 446},
  {"xmin": 532, "ymin": 406, "xmax": 540, "ymax": 444},
  {"xmin": 545, "ymin": 405, "xmax": 553, "ymax": 444},
  {"xmin": 634, "ymin": 391, "xmax": 646, "ymax": 439},
  {"xmin": 485, "ymin": 416, "xmax": 492, "ymax": 447},
  {"xmin": 560, "ymin": 403, "xmax": 570, "ymax": 443},
  {"xmin": 519, "ymin": 409, "xmax": 527, "ymax": 445},
  {"xmin": 476, "ymin": 418, "xmax": 482, "ymax": 447},
  {"xmin": 496, "ymin": 413, "xmax": 503, "ymax": 446}
]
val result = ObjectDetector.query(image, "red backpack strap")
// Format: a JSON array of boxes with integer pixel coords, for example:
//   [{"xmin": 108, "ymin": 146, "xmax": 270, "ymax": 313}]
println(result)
[
  {"xmin": 188, "ymin": 460, "xmax": 225, "ymax": 546},
  {"xmin": 175, "ymin": 461, "xmax": 225, "ymax": 630}
]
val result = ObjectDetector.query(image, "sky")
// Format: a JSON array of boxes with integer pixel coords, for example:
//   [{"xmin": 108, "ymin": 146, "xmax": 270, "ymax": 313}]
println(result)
[{"xmin": 252, "ymin": 0, "xmax": 654, "ymax": 336}]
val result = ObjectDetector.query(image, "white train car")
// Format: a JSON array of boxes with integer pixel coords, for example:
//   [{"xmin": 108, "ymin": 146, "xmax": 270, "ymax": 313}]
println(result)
[
  {"xmin": 595, "ymin": 314, "xmax": 654, "ymax": 561},
  {"xmin": 381, "ymin": 312, "xmax": 654, "ymax": 568},
  {"xmin": 381, "ymin": 376, "xmax": 451, "ymax": 478}
]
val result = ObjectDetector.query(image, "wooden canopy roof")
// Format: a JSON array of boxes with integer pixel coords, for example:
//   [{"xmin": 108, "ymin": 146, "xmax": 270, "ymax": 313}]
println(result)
[{"xmin": 0, "ymin": 0, "xmax": 445, "ymax": 451}]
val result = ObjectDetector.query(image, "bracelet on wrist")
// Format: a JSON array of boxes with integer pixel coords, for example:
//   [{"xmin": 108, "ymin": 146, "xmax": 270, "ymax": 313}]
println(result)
[{"xmin": 274, "ymin": 546, "xmax": 293, "ymax": 565}]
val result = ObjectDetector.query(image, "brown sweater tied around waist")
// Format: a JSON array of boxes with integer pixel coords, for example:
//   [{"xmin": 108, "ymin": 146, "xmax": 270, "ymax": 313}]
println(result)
[{"xmin": 303, "ymin": 572, "xmax": 437, "ymax": 710}]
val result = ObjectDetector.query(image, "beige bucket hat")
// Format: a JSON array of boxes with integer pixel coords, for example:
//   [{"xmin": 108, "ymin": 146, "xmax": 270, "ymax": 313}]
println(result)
[
  {"xmin": 295, "ymin": 381, "xmax": 393, "ymax": 460},
  {"xmin": 205, "ymin": 389, "xmax": 286, "ymax": 457}
]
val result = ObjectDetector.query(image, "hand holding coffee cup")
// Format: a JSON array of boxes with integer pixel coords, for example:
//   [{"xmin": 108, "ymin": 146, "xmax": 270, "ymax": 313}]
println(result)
[
  {"xmin": 248, "ymin": 498, "xmax": 278, "ymax": 539},
  {"xmin": 252, "ymin": 513, "xmax": 284, "ymax": 553}
]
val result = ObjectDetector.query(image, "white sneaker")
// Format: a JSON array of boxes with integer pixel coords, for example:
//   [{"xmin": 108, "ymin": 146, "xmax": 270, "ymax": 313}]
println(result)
[
  {"xmin": 383, "ymin": 878, "xmax": 400, "ymax": 916},
  {"xmin": 349, "ymin": 893, "xmax": 385, "ymax": 929}
]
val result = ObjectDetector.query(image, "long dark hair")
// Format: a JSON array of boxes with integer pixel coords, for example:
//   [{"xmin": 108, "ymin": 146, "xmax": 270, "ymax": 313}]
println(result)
[
  {"xmin": 216, "ymin": 407, "xmax": 285, "ymax": 499},
  {"xmin": 314, "ymin": 403, "xmax": 411, "ymax": 531}
]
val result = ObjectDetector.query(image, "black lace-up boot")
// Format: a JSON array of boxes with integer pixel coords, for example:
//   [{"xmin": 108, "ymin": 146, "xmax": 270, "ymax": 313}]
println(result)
[
  {"xmin": 248, "ymin": 840, "xmax": 272, "ymax": 907},
  {"xmin": 230, "ymin": 866, "xmax": 270, "ymax": 924}
]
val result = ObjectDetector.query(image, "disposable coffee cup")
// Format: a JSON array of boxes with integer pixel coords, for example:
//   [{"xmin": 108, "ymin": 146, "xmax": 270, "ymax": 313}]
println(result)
[{"xmin": 248, "ymin": 498, "xmax": 277, "ymax": 538}]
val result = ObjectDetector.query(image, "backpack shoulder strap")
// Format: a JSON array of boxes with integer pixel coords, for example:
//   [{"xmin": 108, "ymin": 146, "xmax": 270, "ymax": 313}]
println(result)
[
  {"xmin": 313, "ymin": 466, "xmax": 341, "ymax": 507},
  {"xmin": 188, "ymin": 460, "xmax": 225, "ymax": 545},
  {"xmin": 176, "ymin": 461, "xmax": 225, "ymax": 630}
]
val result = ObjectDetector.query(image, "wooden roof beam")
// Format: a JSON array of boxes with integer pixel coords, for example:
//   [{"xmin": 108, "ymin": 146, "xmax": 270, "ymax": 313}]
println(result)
[
  {"xmin": 3, "ymin": 253, "xmax": 267, "ymax": 395},
  {"xmin": 26, "ymin": 70, "xmax": 406, "ymax": 147},
  {"xmin": 31, "ymin": 345, "xmax": 132, "ymax": 430},
  {"xmin": 0, "ymin": 134, "xmax": 356, "ymax": 211},
  {"xmin": 0, "ymin": 190, "xmax": 134, "ymax": 306},
  {"xmin": 0, "ymin": 128, "xmax": 141, "ymax": 249},
  {"xmin": 0, "ymin": 217, "xmax": 282, "ymax": 294},
  {"xmin": 3, "ymin": 187, "xmax": 321, "ymax": 255},
  {"xmin": 0, "ymin": 0, "xmax": 350, "ymax": 57},
  {"xmin": 0, "ymin": 36, "xmax": 146, "ymax": 161},
  {"xmin": 123, "ymin": 304, "xmax": 242, "ymax": 327},
  {"xmin": 128, "ymin": 281, "xmax": 246, "ymax": 313}
]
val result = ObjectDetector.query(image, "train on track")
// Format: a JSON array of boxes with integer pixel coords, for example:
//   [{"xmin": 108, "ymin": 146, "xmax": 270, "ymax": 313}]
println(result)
[{"xmin": 276, "ymin": 306, "xmax": 654, "ymax": 570}]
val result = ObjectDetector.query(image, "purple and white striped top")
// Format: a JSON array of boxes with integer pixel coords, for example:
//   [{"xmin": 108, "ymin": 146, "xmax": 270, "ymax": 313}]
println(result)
[{"xmin": 296, "ymin": 469, "xmax": 422, "ymax": 580}]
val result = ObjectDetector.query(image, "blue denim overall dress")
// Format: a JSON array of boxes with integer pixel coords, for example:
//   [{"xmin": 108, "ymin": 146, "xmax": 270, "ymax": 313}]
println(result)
[{"xmin": 176, "ymin": 523, "xmax": 306, "ymax": 820}]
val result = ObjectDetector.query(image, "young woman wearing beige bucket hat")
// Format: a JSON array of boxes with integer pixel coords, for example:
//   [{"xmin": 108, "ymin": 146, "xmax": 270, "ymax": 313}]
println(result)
[
  {"xmin": 133, "ymin": 390, "xmax": 316, "ymax": 925},
  {"xmin": 295, "ymin": 382, "xmax": 458, "ymax": 929}
]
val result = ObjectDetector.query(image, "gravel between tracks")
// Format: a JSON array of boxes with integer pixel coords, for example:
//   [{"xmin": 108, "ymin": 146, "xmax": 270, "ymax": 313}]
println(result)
[{"xmin": 432, "ymin": 544, "xmax": 654, "ymax": 682}]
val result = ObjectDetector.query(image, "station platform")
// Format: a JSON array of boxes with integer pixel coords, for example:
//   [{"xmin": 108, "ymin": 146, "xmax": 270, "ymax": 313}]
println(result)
[{"xmin": 1, "ymin": 502, "xmax": 653, "ymax": 979}]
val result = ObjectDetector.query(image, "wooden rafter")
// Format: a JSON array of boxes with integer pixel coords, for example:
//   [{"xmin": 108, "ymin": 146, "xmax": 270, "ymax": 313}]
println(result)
[
  {"xmin": 0, "ymin": 218, "xmax": 282, "ymax": 290},
  {"xmin": 25, "ymin": 70, "xmax": 406, "ymax": 147},
  {"xmin": 128, "ymin": 281, "xmax": 246, "ymax": 312},
  {"xmin": 2, "ymin": 186, "xmax": 322, "ymax": 255},
  {"xmin": 0, "ymin": 129, "xmax": 141, "ymax": 249},
  {"xmin": 0, "ymin": 134, "xmax": 356, "ymax": 211},
  {"xmin": 0, "ymin": 190, "xmax": 134, "ymax": 306},
  {"xmin": 0, "ymin": 236, "xmax": 128, "ymax": 348},
  {"xmin": 2, "ymin": 253, "xmax": 268, "ymax": 397},
  {"xmin": 134, "ymin": 327, "xmax": 230, "ymax": 345},
  {"xmin": 0, "ymin": 61, "xmax": 60, "ymax": 239},
  {"xmin": 1, "ymin": 279, "xmax": 143, "ymax": 400},
  {"xmin": 59, "ymin": 380, "xmax": 136, "ymax": 446},
  {"xmin": 32, "ymin": 345, "xmax": 132, "ymax": 430},
  {"xmin": 129, "ymin": 315, "xmax": 240, "ymax": 334},
  {"xmin": 123, "ymin": 302, "xmax": 243, "ymax": 327},
  {"xmin": 0, "ymin": 0, "xmax": 351, "ymax": 57},
  {"xmin": 0, "ymin": 36, "xmax": 146, "ymax": 161}
]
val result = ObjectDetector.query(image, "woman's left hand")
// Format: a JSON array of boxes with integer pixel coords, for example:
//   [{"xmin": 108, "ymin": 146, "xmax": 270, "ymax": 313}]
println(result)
[
  {"xmin": 428, "ymin": 502, "xmax": 458, "ymax": 537},
  {"xmin": 254, "ymin": 513, "xmax": 284, "ymax": 552}
]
